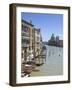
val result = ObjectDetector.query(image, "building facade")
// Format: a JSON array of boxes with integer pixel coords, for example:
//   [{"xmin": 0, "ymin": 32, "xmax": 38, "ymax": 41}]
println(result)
[
  {"xmin": 33, "ymin": 28, "xmax": 42, "ymax": 57},
  {"xmin": 21, "ymin": 20, "xmax": 42, "ymax": 64},
  {"xmin": 21, "ymin": 20, "xmax": 34, "ymax": 63}
]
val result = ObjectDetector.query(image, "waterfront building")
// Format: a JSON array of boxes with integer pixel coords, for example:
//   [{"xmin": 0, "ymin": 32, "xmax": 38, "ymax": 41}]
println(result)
[
  {"xmin": 21, "ymin": 20, "xmax": 42, "ymax": 64},
  {"xmin": 21, "ymin": 20, "xmax": 34, "ymax": 63},
  {"xmin": 56, "ymin": 36, "xmax": 59, "ymax": 43},
  {"xmin": 48, "ymin": 34, "xmax": 56, "ymax": 46},
  {"xmin": 33, "ymin": 28, "xmax": 42, "ymax": 57},
  {"xmin": 50, "ymin": 33, "xmax": 56, "ymax": 41},
  {"xmin": 48, "ymin": 34, "xmax": 63, "ymax": 47}
]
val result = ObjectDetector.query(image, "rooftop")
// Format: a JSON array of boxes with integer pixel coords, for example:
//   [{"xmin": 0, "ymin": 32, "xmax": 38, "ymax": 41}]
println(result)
[
  {"xmin": 22, "ymin": 19, "xmax": 34, "ymax": 27},
  {"xmin": 33, "ymin": 28, "xmax": 40, "ymax": 32}
]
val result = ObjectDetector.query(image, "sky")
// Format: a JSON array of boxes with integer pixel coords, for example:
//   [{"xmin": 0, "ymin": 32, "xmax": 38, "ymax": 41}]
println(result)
[{"xmin": 21, "ymin": 12, "xmax": 63, "ymax": 41}]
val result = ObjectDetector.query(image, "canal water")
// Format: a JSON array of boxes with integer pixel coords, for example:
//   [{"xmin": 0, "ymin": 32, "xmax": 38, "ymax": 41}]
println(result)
[{"xmin": 31, "ymin": 45, "xmax": 63, "ymax": 77}]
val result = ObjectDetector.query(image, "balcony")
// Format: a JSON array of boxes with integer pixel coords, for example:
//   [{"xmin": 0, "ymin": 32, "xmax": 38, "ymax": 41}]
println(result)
[
  {"xmin": 22, "ymin": 43, "xmax": 29, "ymax": 48},
  {"xmin": 35, "ymin": 40, "xmax": 40, "ymax": 43},
  {"xmin": 22, "ymin": 30, "xmax": 29, "ymax": 36},
  {"xmin": 22, "ymin": 36, "xmax": 29, "ymax": 40}
]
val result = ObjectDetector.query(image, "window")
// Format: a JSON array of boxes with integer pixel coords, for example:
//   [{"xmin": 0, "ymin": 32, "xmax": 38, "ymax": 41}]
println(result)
[
  {"xmin": 37, "ymin": 31, "xmax": 40, "ymax": 35},
  {"xmin": 37, "ymin": 37, "xmax": 39, "ymax": 41},
  {"xmin": 22, "ymin": 39, "xmax": 29, "ymax": 44},
  {"xmin": 22, "ymin": 25, "xmax": 29, "ymax": 33}
]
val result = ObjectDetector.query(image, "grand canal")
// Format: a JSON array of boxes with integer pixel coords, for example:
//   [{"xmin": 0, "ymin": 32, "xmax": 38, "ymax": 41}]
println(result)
[{"xmin": 31, "ymin": 45, "xmax": 63, "ymax": 76}]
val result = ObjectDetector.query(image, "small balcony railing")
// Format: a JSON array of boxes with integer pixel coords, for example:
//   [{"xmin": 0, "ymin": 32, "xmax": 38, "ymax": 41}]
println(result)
[
  {"xmin": 21, "ymin": 31, "xmax": 29, "ymax": 37},
  {"xmin": 22, "ymin": 43, "xmax": 29, "ymax": 48},
  {"xmin": 22, "ymin": 36, "xmax": 29, "ymax": 40}
]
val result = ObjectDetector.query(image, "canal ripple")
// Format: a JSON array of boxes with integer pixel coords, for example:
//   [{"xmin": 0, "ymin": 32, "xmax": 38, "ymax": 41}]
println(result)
[{"xmin": 31, "ymin": 45, "xmax": 63, "ymax": 77}]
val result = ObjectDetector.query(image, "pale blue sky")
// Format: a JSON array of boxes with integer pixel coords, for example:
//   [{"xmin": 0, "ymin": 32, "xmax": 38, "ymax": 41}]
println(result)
[{"xmin": 21, "ymin": 12, "xmax": 63, "ymax": 41}]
